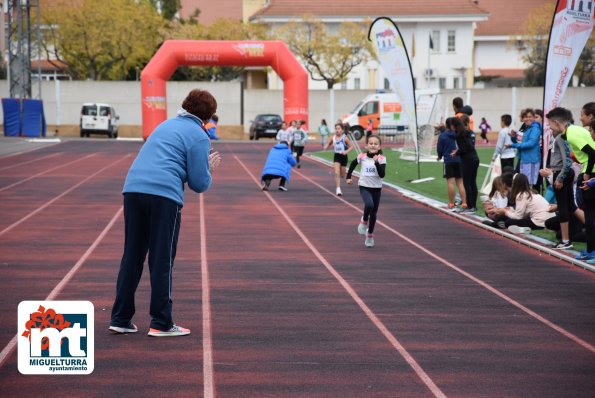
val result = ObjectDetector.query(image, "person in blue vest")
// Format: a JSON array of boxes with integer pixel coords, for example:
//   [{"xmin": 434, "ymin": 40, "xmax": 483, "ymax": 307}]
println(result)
[
  {"xmin": 261, "ymin": 141, "xmax": 297, "ymax": 191},
  {"xmin": 109, "ymin": 89, "xmax": 221, "ymax": 337}
]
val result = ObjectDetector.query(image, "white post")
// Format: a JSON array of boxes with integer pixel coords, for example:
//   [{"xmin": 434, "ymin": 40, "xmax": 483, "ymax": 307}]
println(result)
[
  {"xmin": 55, "ymin": 78, "xmax": 61, "ymax": 126},
  {"xmin": 511, "ymin": 86, "xmax": 517, "ymax": 126},
  {"xmin": 329, "ymin": 87, "xmax": 335, "ymax": 125}
]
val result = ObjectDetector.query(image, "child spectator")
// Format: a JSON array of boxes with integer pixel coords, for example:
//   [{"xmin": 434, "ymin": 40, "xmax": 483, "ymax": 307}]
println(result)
[
  {"xmin": 479, "ymin": 117, "xmax": 491, "ymax": 144},
  {"xmin": 481, "ymin": 176, "xmax": 509, "ymax": 222},
  {"xmin": 365, "ymin": 118, "xmax": 374, "ymax": 141},
  {"xmin": 317, "ymin": 119, "xmax": 330, "ymax": 149},
  {"xmin": 492, "ymin": 114, "xmax": 516, "ymax": 170},
  {"xmin": 491, "ymin": 173, "xmax": 555, "ymax": 233},
  {"xmin": 508, "ymin": 108, "xmax": 542, "ymax": 190},
  {"xmin": 538, "ymin": 121, "xmax": 576, "ymax": 249},
  {"xmin": 261, "ymin": 141, "xmax": 297, "ymax": 191},
  {"xmin": 346, "ymin": 134, "xmax": 386, "ymax": 248},
  {"xmin": 546, "ymin": 107, "xmax": 595, "ymax": 263},
  {"xmin": 325, "ymin": 122, "xmax": 354, "ymax": 196},
  {"xmin": 437, "ymin": 118, "xmax": 467, "ymax": 211}
]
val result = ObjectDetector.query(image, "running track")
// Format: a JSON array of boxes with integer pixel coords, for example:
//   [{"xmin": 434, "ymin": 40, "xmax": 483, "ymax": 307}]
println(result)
[{"xmin": 0, "ymin": 140, "xmax": 593, "ymax": 397}]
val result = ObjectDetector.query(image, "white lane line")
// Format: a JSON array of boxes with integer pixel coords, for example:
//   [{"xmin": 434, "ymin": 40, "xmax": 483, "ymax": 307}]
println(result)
[
  {"xmin": 0, "ymin": 153, "xmax": 131, "ymax": 238},
  {"xmin": 296, "ymin": 169, "xmax": 595, "ymax": 355},
  {"xmin": 0, "ymin": 153, "xmax": 96, "ymax": 192},
  {"xmin": 0, "ymin": 152, "xmax": 61, "ymax": 172},
  {"xmin": 200, "ymin": 194, "xmax": 215, "ymax": 398},
  {"xmin": 234, "ymin": 155, "xmax": 446, "ymax": 398},
  {"xmin": 0, "ymin": 206, "xmax": 123, "ymax": 368}
]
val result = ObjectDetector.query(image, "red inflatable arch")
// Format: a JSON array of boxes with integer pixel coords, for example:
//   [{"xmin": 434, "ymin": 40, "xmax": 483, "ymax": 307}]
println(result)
[{"xmin": 141, "ymin": 40, "xmax": 309, "ymax": 139}]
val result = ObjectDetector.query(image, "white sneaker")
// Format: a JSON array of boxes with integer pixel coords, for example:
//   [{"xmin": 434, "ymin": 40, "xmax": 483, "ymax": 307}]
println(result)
[
  {"xmin": 357, "ymin": 222, "xmax": 368, "ymax": 235},
  {"xmin": 365, "ymin": 234, "xmax": 375, "ymax": 247},
  {"xmin": 336, "ymin": 187, "xmax": 342, "ymax": 196},
  {"xmin": 507, "ymin": 225, "xmax": 531, "ymax": 234},
  {"xmin": 148, "ymin": 324, "xmax": 191, "ymax": 337}
]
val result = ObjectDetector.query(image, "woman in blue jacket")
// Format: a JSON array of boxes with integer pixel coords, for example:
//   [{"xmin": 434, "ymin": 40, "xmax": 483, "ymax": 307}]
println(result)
[
  {"xmin": 110, "ymin": 89, "xmax": 220, "ymax": 338},
  {"xmin": 261, "ymin": 141, "xmax": 297, "ymax": 191}
]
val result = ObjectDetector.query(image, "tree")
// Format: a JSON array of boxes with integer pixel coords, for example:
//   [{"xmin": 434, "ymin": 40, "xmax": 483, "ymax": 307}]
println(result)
[
  {"xmin": 514, "ymin": 3, "xmax": 594, "ymax": 87},
  {"xmin": 276, "ymin": 15, "xmax": 374, "ymax": 89},
  {"xmin": 41, "ymin": 0, "xmax": 165, "ymax": 80}
]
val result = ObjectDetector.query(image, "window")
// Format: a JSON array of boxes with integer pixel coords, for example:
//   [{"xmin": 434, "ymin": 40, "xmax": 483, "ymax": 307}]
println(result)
[
  {"xmin": 447, "ymin": 30, "xmax": 456, "ymax": 52},
  {"xmin": 341, "ymin": 81, "xmax": 347, "ymax": 90},
  {"xmin": 439, "ymin": 78, "xmax": 446, "ymax": 89},
  {"xmin": 354, "ymin": 78, "xmax": 361, "ymax": 90},
  {"xmin": 453, "ymin": 77, "xmax": 460, "ymax": 89},
  {"xmin": 384, "ymin": 78, "xmax": 390, "ymax": 90},
  {"xmin": 358, "ymin": 101, "xmax": 379, "ymax": 117},
  {"xmin": 431, "ymin": 30, "xmax": 440, "ymax": 53}
]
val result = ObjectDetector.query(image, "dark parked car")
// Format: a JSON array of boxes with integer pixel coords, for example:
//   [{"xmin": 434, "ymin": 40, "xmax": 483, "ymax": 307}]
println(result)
[{"xmin": 249, "ymin": 114, "xmax": 283, "ymax": 140}]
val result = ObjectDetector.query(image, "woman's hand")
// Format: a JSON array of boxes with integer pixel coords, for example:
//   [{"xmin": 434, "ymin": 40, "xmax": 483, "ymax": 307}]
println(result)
[{"xmin": 209, "ymin": 151, "xmax": 221, "ymax": 171}]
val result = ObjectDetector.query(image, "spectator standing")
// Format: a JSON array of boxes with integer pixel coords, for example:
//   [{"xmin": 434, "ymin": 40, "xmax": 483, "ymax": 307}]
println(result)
[
  {"xmin": 492, "ymin": 114, "xmax": 517, "ymax": 170},
  {"xmin": 546, "ymin": 107, "xmax": 595, "ymax": 263},
  {"xmin": 451, "ymin": 117, "xmax": 480, "ymax": 213},
  {"xmin": 317, "ymin": 119, "xmax": 330, "ymax": 149},
  {"xmin": 109, "ymin": 89, "xmax": 220, "ymax": 337},
  {"xmin": 508, "ymin": 108, "xmax": 542, "ymax": 190},
  {"xmin": 205, "ymin": 114, "xmax": 220, "ymax": 140},
  {"xmin": 437, "ymin": 119, "xmax": 467, "ymax": 211}
]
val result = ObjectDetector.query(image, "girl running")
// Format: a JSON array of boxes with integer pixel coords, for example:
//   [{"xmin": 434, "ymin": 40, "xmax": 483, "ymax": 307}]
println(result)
[
  {"xmin": 346, "ymin": 134, "xmax": 386, "ymax": 248},
  {"xmin": 325, "ymin": 122, "xmax": 354, "ymax": 196}
]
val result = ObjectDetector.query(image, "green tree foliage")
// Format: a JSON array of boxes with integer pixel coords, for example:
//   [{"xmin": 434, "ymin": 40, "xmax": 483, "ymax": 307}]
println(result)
[
  {"xmin": 165, "ymin": 17, "xmax": 268, "ymax": 81},
  {"xmin": 515, "ymin": 3, "xmax": 594, "ymax": 87},
  {"xmin": 276, "ymin": 15, "xmax": 374, "ymax": 89},
  {"xmin": 150, "ymin": 0, "xmax": 181, "ymax": 21},
  {"xmin": 41, "ymin": 0, "xmax": 165, "ymax": 80}
]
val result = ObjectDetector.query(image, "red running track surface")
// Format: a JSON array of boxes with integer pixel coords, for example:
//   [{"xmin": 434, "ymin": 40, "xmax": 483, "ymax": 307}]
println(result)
[{"xmin": 0, "ymin": 140, "xmax": 593, "ymax": 397}]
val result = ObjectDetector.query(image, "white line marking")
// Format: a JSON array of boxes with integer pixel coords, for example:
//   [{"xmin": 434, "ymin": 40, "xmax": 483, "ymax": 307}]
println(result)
[
  {"xmin": 0, "ymin": 152, "xmax": 61, "ymax": 172},
  {"xmin": 0, "ymin": 206, "xmax": 124, "ymax": 368},
  {"xmin": 296, "ymin": 168, "xmax": 595, "ymax": 355},
  {"xmin": 234, "ymin": 155, "xmax": 446, "ymax": 398},
  {"xmin": 0, "ymin": 153, "xmax": 96, "ymax": 192},
  {"xmin": 0, "ymin": 154, "xmax": 130, "ymax": 238},
  {"xmin": 200, "ymin": 194, "xmax": 215, "ymax": 398}
]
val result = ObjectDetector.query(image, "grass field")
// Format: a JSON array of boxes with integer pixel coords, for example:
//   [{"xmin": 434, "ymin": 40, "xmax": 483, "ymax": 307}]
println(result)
[{"xmin": 310, "ymin": 146, "xmax": 586, "ymax": 252}]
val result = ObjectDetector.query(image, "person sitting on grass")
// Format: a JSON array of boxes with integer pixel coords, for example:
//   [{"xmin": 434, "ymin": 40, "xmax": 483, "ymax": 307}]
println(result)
[
  {"xmin": 481, "ymin": 176, "xmax": 510, "ymax": 222},
  {"xmin": 490, "ymin": 173, "xmax": 555, "ymax": 233}
]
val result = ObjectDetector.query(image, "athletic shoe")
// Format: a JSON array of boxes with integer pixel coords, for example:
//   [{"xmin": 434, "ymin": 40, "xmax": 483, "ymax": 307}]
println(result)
[
  {"xmin": 357, "ymin": 222, "xmax": 368, "ymax": 235},
  {"xmin": 586, "ymin": 257, "xmax": 595, "ymax": 265},
  {"xmin": 365, "ymin": 234, "xmax": 375, "ymax": 248},
  {"xmin": 575, "ymin": 250, "xmax": 595, "ymax": 261},
  {"xmin": 482, "ymin": 220, "xmax": 496, "ymax": 227},
  {"xmin": 507, "ymin": 225, "xmax": 531, "ymax": 234},
  {"xmin": 461, "ymin": 207, "xmax": 477, "ymax": 214},
  {"xmin": 448, "ymin": 203, "xmax": 456, "ymax": 211},
  {"xmin": 261, "ymin": 180, "xmax": 270, "ymax": 191},
  {"xmin": 551, "ymin": 241, "xmax": 573, "ymax": 250},
  {"xmin": 454, "ymin": 194, "xmax": 462, "ymax": 206},
  {"xmin": 297, "ymin": 163, "xmax": 301, "ymax": 169},
  {"xmin": 109, "ymin": 323, "xmax": 138, "ymax": 334},
  {"xmin": 148, "ymin": 324, "xmax": 191, "ymax": 337},
  {"xmin": 496, "ymin": 221, "xmax": 506, "ymax": 229},
  {"xmin": 278, "ymin": 186, "xmax": 288, "ymax": 191},
  {"xmin": 336, "ymin": 187, "xmax": 342, "ymax": 196}
]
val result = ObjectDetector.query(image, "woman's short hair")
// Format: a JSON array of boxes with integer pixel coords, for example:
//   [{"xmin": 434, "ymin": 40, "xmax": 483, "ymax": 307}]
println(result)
[{"xmin": 182, "ymin": 89, "xmax": 217, "ymax": 122}]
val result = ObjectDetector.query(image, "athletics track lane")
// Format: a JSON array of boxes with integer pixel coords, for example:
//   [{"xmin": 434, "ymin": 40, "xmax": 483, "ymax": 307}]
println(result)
[{"xmin": 0, "ymin": 140, "xmax": 593, "ymax": 397}]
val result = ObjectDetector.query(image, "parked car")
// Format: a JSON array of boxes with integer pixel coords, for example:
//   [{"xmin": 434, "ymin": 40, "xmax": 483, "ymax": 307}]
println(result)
[
  {"xmin": 80, "ymin": 103, "xmax": 119, "ymax": 138},
  {"xmin": 249, "ymin": 114, "xmax": 283, "ymax": 140}
]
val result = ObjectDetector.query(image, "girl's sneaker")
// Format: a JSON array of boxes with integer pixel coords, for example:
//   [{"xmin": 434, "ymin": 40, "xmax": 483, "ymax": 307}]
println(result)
[
  {"xmin": 357, "ymin": 222, "xmax": 368, "ymax": 235},
  {"xmin": 507, "ymin": 225, "xmax": 531, "ymax": 234},
  {"xmin": 336, "ymin": 187, "xmax": 342, "ymax": 196},
  {"xmin": 148, "ymin": 324, "xmax": 191, "ymax": 337},
  {"xmin": 108, "ymin": 323, "xmax": 138, "ymax": 334},
  {"xmin": 365, "ymin": 234, "xmax": 375, "ymax": 248},
  {"xmin": 576, "ymin": 250, "xmax": 595, "ymax": 261}
]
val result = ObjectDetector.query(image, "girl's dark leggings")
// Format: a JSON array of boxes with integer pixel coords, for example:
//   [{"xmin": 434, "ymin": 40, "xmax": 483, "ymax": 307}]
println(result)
[
  {"xmin": 359, "ymin": 186, "xmax": 382, "ymax": 234},
  {"xmin": 462, "ymin": 156, "xmax": 479, "ymax": 209}
]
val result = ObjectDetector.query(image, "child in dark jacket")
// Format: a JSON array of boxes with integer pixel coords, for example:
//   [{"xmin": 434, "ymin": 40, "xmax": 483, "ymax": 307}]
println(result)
[
  {"xmin": 437, "ymin": 123, "xmax": 467, "ymax": 211},
  {"xmin": 452, "ymin": 115, "xmax": 480, "ymax": 212},
  {"xmin": 261, "ymin": 141, "xmax": 297, "ymax": 191}
]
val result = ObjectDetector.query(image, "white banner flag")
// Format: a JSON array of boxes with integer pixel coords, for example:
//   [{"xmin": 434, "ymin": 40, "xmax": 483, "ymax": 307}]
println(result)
[
  {"xmin": 543, "ymin": 0, "xmax": 594, "ymax": 164},
  {"xmin": 368, "ymin": 17, "xmax": 418, "ymax": 158}
]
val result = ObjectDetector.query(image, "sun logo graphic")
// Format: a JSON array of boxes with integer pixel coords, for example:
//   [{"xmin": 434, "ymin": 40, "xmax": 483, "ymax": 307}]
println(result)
[{"xmin": 18, "ymin": 301, "xmax": 94, "ymax": 375}]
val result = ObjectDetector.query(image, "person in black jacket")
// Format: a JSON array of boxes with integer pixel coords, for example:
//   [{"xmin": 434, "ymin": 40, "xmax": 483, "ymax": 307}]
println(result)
[{"xmin": 450, "ymin": 116, "xmax": 479, "ymax": 213}]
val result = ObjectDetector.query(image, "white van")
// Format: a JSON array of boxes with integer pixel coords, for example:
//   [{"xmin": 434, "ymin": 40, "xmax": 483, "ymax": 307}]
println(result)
[
  {"xmin": 80, "ymin": 103, "xmax": 119, "ymax": 138},
  {"xmin": 342, "ymin": 89, "xmax": 439, "ymax": 140}
]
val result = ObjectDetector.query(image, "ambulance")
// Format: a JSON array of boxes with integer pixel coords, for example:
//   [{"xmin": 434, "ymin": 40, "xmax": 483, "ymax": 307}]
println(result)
[{"xmin": 342, "ymin": 89, "xmax": 439, "ymax": 140}]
